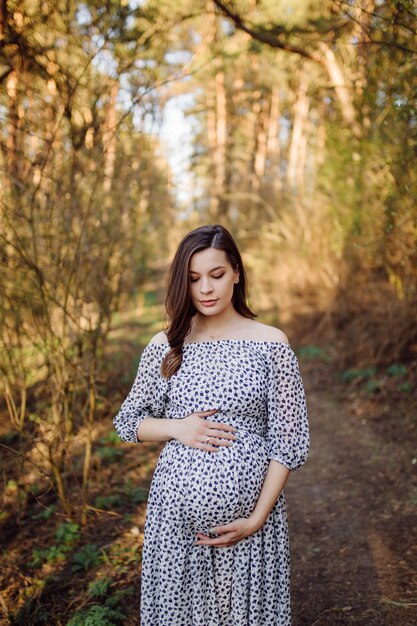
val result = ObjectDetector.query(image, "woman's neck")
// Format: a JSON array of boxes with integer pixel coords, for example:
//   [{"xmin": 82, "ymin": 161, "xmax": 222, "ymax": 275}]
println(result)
[{"xmin": 191, "ymin": 309, "xmax": 244, "ymax": 339}]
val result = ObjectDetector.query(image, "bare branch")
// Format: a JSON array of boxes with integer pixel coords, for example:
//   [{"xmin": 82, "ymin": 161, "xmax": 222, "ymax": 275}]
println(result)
[{"xmin": 212, "ymin": 0, "xmax": 323, "ymax": 63}]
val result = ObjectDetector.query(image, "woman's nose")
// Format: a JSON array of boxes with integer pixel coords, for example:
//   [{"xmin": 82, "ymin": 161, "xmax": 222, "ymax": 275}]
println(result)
[{"xmin": 200, "ymin": 278, "xmax": 214, "ymax": 293}]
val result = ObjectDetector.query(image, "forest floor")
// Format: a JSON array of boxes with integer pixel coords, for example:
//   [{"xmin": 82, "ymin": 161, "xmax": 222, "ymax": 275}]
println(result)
[
  {"xmin": 1, "ymin": 310, "xmax": 416, "ymax": 625},
  {"xmin": 287, "ymin": 355, "xmax": 417, "ymax": 626}
]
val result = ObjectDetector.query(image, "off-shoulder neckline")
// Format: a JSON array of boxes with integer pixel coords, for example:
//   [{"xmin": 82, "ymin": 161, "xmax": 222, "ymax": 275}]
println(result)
[{"xmin": 148, "ymin": 339, "xmax": 293, "ymax": 348}]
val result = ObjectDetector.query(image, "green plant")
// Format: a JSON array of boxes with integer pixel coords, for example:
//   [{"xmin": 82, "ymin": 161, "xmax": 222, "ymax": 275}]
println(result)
[
  {"xmin": 30, "ymin": 546, "xmax": 66, "ymax": 568},
  {"xmin": 397, "ymin": 381, "xmax": 413, "ymax": 393},
  {"xmin": 95, "ymin": 447, "xmax": 123, "ymax": 463},
  {"xmin": 98, "ymin": 432, "xmax": 121, "ymax": 445},
  {"xmin": 386, "ymin": 363, "xmax": 408, "ymax": 377},
  {"xmin": 31, "ymin": 505, "xmax": 57, "ymax": 520},
  {"xmin": 55, "ymin": 522, "xmax": 80, "ymax": 546},
  {"xmin": 124, "ymin": 484, "xmax": 148, "ymax": 504},
  {"xmin": 296, "ymin": 345, "xmax": 333, "ymax": 362},
  {"xmin": 71, "ymin": 543, "xmax": 103, "ymax": 572},
  {"xmin": 94, "ymin": 494, "xmax": 123, "ymax": 510},
  {"xmin": 363, "ymin": 379, "xmax": 381, "ymax": 393},
  {"xmin": 29, "ymin": 522, "xmax": 80, "ymax": 568},
  {"xmin": 88, "ymin": 576, "xmax": 114, "ymax": 599},
  {"xmin": 105, "ymin": 587, "xmax": 135, "ymax": 606},
  {"xmin": 66, "ymin": 604, "xmax": 124, "ymax": 626},
  {"xmin": 340, "ymin": 366, "xmax": 377, "ymax": 381}
]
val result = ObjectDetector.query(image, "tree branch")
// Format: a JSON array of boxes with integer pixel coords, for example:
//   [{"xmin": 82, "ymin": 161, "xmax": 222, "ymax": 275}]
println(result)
[{"xmin": 212, "ymin": 0, "xmax": 323, "ymax": 63}]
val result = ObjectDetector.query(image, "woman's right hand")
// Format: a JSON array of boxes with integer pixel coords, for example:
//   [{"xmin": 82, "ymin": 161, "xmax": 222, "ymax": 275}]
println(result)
[{"xmin": 174, "ymin": 409, "xmax": 239, "ymax": 452}]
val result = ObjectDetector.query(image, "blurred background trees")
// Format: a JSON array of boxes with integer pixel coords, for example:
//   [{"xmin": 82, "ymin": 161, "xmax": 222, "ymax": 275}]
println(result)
[
  {"xmin": 1, "ymin": 0, "xmax": 415, "ymax": 521},
  {"xmin": 0, "ymin": 1, "xmax": 416, "ymax": 622}
]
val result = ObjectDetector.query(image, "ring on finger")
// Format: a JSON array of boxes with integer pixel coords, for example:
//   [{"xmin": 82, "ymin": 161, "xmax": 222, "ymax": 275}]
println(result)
[{"xmin": 205, "ymin": 436, "xmax": 210, "ymax": 445}]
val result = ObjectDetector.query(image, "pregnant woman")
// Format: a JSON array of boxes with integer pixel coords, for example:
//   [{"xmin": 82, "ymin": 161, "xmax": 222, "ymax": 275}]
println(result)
[{"xmin": 113, "ymin": 223, "xmax": 310, "ymax": 626}]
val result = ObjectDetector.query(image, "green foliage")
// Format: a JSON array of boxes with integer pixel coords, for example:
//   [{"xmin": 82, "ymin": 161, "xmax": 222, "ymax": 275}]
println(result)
[
  {"xmin": 98, "ymin": 432, "xmax": 121, "ymax": 445},
  {"xmin": 397, "ymin": 381, "xmax": 413, "ymax": 393},
  {"xmin": 87, "ymin": 577, "xmax": 114, "ymax": 599},
  {"xmin": 105, "ymin": 586, "xmax": 135, "ymax": 606},
  {"xmin": 67, "ymin": 584, "xmax": 134, "ymax": 625},
  {"xmin": 296, "ymin": 345, "xmax": 333, "ymax": 362},
  {"xmin": 71, "ymin": 544, "xmax": 103, "ymax": 573},
  {"xmin": 55, "ymin": 522, "xmax": 80, "ymax": 546},
  {"xmin": 124, "ymin": 481, "xmax": 149, "ymax": 504},
  {"xmin": 386, "ymin": 363, "xmax": 408, "ymax": 377},
  {"xmin": 1, "ymin": 0, "xmax": 174, "ymax": 522},
  {"xmin": 66, "ymin": 604, "xmax": 125, "ymax": 626},
  {"xmin": 31, "ymin": 505, "xmax": 57, "ymax": 520},
  {"xmin": 95, "ymin": 447, "xmax": 124, "ymax": 463},
  {"xmin": 94, "ymin": 494, "xmax": 124, "ymax": 510},
  {"xmin": 30, "ymin": 546, "xmax": 67, "ymax": 568},
  {"xmin": 362, "ymin": 379, "xmax": 381, "ymax": 394},
  {"xmin": 29, "ymin": 522, "xmax": 80, "ymax": 568},
  {"xmin": 340, "ymin": 366, "xmax": 378, "ymax": 382},
  {"xmin": 340, "ymin": 362, "xmax": 412, "ymax": 393}
]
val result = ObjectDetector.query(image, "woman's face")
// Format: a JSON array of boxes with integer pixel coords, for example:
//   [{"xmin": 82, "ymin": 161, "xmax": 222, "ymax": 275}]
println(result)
[{"xmin": 188, "ymin": 247, "xmax": 239, "ymax": 316}]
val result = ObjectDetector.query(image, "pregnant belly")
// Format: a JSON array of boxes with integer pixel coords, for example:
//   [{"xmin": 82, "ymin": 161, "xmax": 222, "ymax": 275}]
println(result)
[{"xmin": 149, "ymin": 430, "xmax": 270, "ymax": 534}]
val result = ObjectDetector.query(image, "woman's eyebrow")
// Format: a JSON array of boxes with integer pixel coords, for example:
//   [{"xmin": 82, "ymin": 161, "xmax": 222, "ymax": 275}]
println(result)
[{"xmin": 189, "ymin": 266, "xmax": 226, "ymax": 274}]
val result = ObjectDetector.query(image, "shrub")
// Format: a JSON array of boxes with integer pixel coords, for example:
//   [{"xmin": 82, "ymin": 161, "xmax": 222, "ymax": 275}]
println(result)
[
  {"xmin": 87, "ymin": 577, "xmax": 114, "ymax": 599},
  {"xmin": 71, "ymin": 544, "xmax": 102, "ymax": 573},
  {"xmin": 66, "ymin": 604, "xmax": 124, "ymax": 626}
]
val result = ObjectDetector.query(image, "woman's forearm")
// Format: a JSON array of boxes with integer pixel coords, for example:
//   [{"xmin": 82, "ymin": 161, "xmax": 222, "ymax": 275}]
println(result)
[
  {"xmin": 136, "ymin": 417, "xmax": 178, "ymax": 442},
  {"xmin": 248, "ymin": 460, "xmax": 290, "ymax": 530},
  {"xmin": 137, "ymin": 420, "xmax": 290, "ymax": 529}
]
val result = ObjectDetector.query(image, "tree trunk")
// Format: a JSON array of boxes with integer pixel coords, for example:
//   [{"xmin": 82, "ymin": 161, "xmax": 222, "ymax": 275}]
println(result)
[
  {"xmin": 287, "ymin": 72, "xmax": 309, "ymax": 193},
  {"xmin": 206, "ymin": 85, "xmax": 217, "ymax": 218},
  {"xmin": 266, "ymin": 86, "xmax": 281, "ymax": 192},
  {"xmin": 0, "ymin": 0, "xmax": 7, "ymax": 43},
  {"xmin": 318, "ymin": 41, "xmax": 361, "ymax": 137},
  {"xmin": 252, "ymin": 92, "xmax": 268, "ymax": 192},
  {"xmin": 214, "ymin": 70, "xmax": 227, "ymax": 218},
  {"xmin": 6, "ymin": 71, "xmax": 19, "ymax": 189},
  {"xmin": 103, "ymin": 81, "xmax": 119, "ymax": 197}
]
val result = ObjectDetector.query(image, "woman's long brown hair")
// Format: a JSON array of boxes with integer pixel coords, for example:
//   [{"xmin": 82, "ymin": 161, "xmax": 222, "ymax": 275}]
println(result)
[{"xmin": 160, "ymin": 224, "xmax": 257, "ymax": 379}]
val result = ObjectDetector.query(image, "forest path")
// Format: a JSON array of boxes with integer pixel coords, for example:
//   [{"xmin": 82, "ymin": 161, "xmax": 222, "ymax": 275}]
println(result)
[{"xmin": 286, "ymin": 363, "xmax": 416, "ymax": 626}]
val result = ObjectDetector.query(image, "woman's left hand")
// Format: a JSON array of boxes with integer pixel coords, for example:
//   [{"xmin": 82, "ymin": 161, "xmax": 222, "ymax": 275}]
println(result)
[{"xmin": 194, "ymin": 516, "xmax": 262, "ymax": 548}]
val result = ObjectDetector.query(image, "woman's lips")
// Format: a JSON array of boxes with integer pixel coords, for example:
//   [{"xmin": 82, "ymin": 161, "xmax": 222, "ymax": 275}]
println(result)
[{"xmin": 200, "ymin": 300, "xmax": 218, "ymax": 307}]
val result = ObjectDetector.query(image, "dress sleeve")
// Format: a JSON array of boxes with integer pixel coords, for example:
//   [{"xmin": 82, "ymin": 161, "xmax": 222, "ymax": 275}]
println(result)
[
  {"xmin": 265, "ymin": 343, "xmax": 309, "ymax": 470},
  {"xmin": 113, "ymin": 343, "xmax": 169, "ymax": 443}
]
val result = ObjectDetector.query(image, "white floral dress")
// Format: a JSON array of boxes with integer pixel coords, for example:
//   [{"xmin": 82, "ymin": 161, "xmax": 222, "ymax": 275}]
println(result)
[{"xmin": 113, "ymin": 339, "xmax": 309, "ymax": 626}]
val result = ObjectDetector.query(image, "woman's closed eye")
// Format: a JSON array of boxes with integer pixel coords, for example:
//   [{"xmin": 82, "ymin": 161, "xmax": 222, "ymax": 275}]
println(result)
[{"xmin": 190, "ymin": 274, "xmax": 225, "ymax": 283}]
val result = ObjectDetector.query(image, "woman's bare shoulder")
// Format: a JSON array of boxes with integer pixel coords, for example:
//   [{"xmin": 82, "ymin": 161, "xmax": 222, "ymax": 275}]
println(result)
[
  {"xmin": 149, "ymin": 330, "xmax": 169, "ymax": 344},
  {"xmin": 246, "ymin": 321, "xmax": 290, "ymax": 344}
]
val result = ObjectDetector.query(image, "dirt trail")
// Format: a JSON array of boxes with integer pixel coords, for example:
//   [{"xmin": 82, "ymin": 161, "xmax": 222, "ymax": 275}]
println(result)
[{"xmin": 285, "ymin": 365, "xmax": 417, "ymax": 626}]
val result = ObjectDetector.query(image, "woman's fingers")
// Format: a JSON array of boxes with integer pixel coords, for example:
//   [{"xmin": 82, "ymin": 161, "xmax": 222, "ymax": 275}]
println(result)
[
  {"xmin": 195, "ymin": 531, "xmax": 238, "ymax": 546},
  {"xmin": 200, "ymin": 442, "xmax": 221, "ymax": 452},
  {"xmin": 205, "ymin": 419, "xmax": 238, "ymax": 432},
  {"xmin": 205, "ymin": 421, "xmax": 239, "ymax": 443},
  {"xmin": 205, "ymin": 428, "xmax": 239, "ymax": 447},
  {"xmin": 189, "ymin": 411, "xmax": 239, "ymax": 450},
  {"xmin": 203, "ymin": 436, "xmax": 224, "ymax": 451},
  {"xmin": 208, "ymin": 428, "xmax": 238, "ymax": 441},
  {"xmin": 202, "ymin": 436, "xmax": 234, "ymax": 449},
  {"xmin": 196, "ymin": 435, "xmax": 232, "ymax": 452}
]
